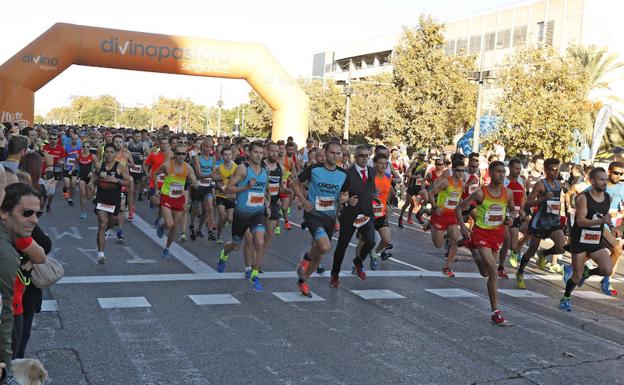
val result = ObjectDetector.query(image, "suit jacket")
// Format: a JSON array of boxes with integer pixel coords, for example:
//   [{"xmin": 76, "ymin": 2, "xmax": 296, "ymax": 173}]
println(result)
[{"xmin": 341, "ymin": 165, "xmax": 376, "ymax": 220}]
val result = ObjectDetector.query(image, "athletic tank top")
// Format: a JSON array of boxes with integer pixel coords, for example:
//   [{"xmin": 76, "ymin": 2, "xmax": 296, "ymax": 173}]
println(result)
[
  {"xmin": 530, "ymin": 179, "xmax": 562, "ymax": 230},
  {"xmin": 97, "ymin": 162, "xmax": 122, "ymax": 191},
  {"xmin": 64, "ymin": 143, "xmax": 81, "ymax": 171},
  {"xmin": 128, "ymin": 141, "xmax": 145, "ymax": 165},
  {"xmin": 505, "ymin": 176, "xmax": 526, "ymax": 216},
  {"xmin": 197, "ymin": 155, "xmax": 215, "ymax": 187},
  {"xmin": 436, "ymin": 177, "xmax": 463, "ymax": 215},
  {"xmin": 216, "ymin": 163, "xmax": 237, "ymax": 199},
  {"xmin": 373, "ymin": 174, "xmax": 392, "ymax": 218},
  {"xmin": 78, "ymin": 153, "xmax": 95, "ymax": 178},
  {"xmin": 571, "ymin": 191, "xmax": 610, "ymax": 250},
  {"xmin": 235, "ymin": 163, "xmax": 268, "ymax": 215},
  {"xmin": 161, "ymin": 161, "xmax": 190, "ymax": 199},
  {"xmin": 265, "ymin": 161, "xmax": 283, "ymax": 204},
  {"xmin": 475, "ymin": 186, "xmax": 508, "ymax": 230}
]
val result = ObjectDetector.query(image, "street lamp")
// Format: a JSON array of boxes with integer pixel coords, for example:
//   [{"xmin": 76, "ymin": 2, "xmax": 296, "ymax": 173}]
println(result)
[{"xmin": 468, "ymin": 69, "xmax": 495, "ymax": 152}]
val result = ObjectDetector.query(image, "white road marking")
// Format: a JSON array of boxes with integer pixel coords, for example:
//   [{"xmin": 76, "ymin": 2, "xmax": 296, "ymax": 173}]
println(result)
[
  {"xmin": 567, "ymin": 290, "xmax": 617, "ymax": 300},
  {"xmin": 188, "ymin": 294, "xmax": 241, "ymax": 305},
  {"xmin": 124, "ymin": 246, "xmax": 157, "ymax": 264},
  {"xmin": 273, "ymin": 292, "xmax": 325, "ymax": 302},
  {"xmin": 132, "ymin": 214, "xmax": 216, "ymax": 274},
  {"xmin": 49, "ymin": 225, "xmax": 83, "ymax": 240},
  {"xmin": 499, "ymin": 289, "xmax": 549, "ymax": 298},
  {"xmin": 97, "ymin": 296, "xmax": 152, "ymax": 309},
  {"xmin": 41, "ymin": 300, "xmax": 59, "ymax": 312},
  {"xmin": 350, "ymin": 289, "xmax": 405, "ymax": 300},
  {"xmin": 425, "ymin": 288, "xmax": 478, "ymax": 298},
  {"xmin": 76, "ymin": 247, "xmax": 99, "ymax": 264},
  {"xmin": 387, "ymin": 257, "xmax": 426, "ymax": 271}
]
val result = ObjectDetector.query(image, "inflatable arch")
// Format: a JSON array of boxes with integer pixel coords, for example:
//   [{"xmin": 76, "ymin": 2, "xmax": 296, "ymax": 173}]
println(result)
[{"xmin": 0, "ymin": 23, "xmax": 309, "ymax": 143}]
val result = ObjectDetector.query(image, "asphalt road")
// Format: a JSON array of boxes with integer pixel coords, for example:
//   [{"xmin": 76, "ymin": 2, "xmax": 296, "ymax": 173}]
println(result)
[{"xmin": 25, "ymin": 197, "xmax": 624, "ymax": 385}]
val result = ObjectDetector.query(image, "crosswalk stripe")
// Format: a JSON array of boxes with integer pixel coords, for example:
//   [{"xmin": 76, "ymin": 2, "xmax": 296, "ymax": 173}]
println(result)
[
  {"xmin": 188, "ymin": 294, "xmax": 240, "ymax": 305},
  {"xmin": 350, "ymin": 289, "xmax": 405, "ymax": 300},
  {"xmin": 41, "ymin": 300, "xmax": 59, "ymax": 312},
  {"xmin": 425, "ymin": 288, "xmax": 478, "ymax": 298},
  {"xmin": 273, "ymin": 291, "xmax": 325, "ymax": 302},
  {"xmin": 97, "ymin": 296, "xmax": 152, "ymax": 309},
  {"xmin": 499, "ymin": 289, "xmax": 548, "ymax": 298}
]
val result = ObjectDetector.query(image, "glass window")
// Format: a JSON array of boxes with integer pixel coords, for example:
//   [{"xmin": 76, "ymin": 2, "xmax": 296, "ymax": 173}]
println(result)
[
  {"xmin": 469, "ymin": 35, "xmax": 482, "ymax": 54},
  {"xmin": 513, "ymin": 25, "xmax": 527, "ymax": 47},
  {"xmin": 456, "ymin": 38, "xmax": 468, "ymax": 54},
  {"xmin": 496, "ymin": 29, "xmax": 511, "ymax": 49},
  {"xmin": 484, "ymin": 32, "xmax": 496, "ymax": 51},
  {"xmin": 444, "ymin": 40, "xmax": 456, "ymax": 55},
  {"xmin": 545, "ymin": 20, "xmax": 555, "ymax": 46},
  {"xmin": 537, "ymin": 21, "xmax": 545, "ymax": 43}
]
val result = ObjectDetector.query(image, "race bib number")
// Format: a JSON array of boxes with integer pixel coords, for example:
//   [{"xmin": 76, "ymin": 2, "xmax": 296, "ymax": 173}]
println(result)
[
  {"xmin": 247, "ymin": 191, "xmax": 265, "ymax": 207},
  {"xmin": 353, "ymin": 214, "xmax": 370, "ymax": 228},
  {"xmin": 315, "ymin": 196, "xmax": 335, "ymax": 212},
  {"xmin": 96, "ymin": 202, "xmax": 116, "ymax": 213},
  {"xmin": 269, "ymin": 182, "xmax": 280, "ymax": 196},
  {"xmin": 54, "ymin": 165, "xmax": 62, "ymax": 173},
  {"xmin": 199, "ymin": 177, "xmax": 212, "ymax": 187},
  {"xmin": 169, "ymin": 182, "xmax": 184, "ymax": 198},
  {"xmin": 485, "ymin": 205, "xmax": 505, "ymax": 226},
  {"xmin": 580, "ymin": 229, "xmax": 602, "ymax": 245},
  {"xmin": 546, "ymin": 200, "xmax": 560, "ymax": 215},
  {"xmin": 99, "ymin": 171, "xmax": 109, "ymax": 178},
  {"xmin": 66, "ymin": 157, "xmax": 75, "ymax": 167},
  {"xmin": 130, "ymin": 165, "xmax": 142, "ymax": 174},
  {"xmin": 373, "ymin": 201, "xmax": 384, "ymax": 218},
  {"xmin": 157, "ymin": 174, "xmax": 165, "ymax": 184},
  {"xmin": 468, "ymin": 184, "xmax": 479, "ymax": 195},
  {"xmin": 444, "ymin": 194, "xmax": 459, "ymax": 210}
]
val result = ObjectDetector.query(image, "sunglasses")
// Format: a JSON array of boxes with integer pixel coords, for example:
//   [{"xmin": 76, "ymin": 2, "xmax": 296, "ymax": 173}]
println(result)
[
  {"xmin": 356, "ymin": 154, "xmax": 369, "ymax": 158},
  {"xmin": 611, "ymin": 171, "xmax": 623, "ymax": 176},
  {"xmin": 175, "ymin": 152, "xmax": 186, "ymax": 156},
  {"xmin": 22, "ymin": 209, "xmax": 44, "ymax": 218},
  {"xmin": 179, "ymin": 141, "xmax": 188, "ymax": 144},
  {"xmin": 435, "ymin": 163, "xmax": 444, "ymax": 166},
  {"xmin": 453, "ymin": 168, "xmax": 465, "ymax": 173}
]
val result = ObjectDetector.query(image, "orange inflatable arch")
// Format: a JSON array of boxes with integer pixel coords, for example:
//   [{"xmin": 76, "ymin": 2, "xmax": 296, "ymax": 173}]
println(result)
[{"xmin": 0, "ymin": 23, "xmax": 309, "ymax": 143}]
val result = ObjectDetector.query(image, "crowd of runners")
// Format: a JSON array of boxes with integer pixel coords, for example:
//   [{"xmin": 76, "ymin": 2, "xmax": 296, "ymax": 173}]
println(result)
[{"xmin": 0, "ymin": 122, "xmax": 623, "ymax": 342}]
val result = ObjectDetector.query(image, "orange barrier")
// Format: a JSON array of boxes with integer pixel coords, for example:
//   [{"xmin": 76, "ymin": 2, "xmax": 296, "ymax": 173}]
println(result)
[{"xmin": 0, "ymin": 23, "xmax": 309, "ymax": 143}]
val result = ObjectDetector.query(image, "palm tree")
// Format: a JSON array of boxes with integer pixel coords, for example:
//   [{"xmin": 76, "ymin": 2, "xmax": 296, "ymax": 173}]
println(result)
[{"xmin": 567, "ymin": 44, "xmax": 624, "ymax": 149}]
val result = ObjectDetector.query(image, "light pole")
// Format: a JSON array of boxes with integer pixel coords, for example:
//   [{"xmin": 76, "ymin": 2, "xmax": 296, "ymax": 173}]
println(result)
[{"xmin": 343, "ymin": 75, "xmax": 353, "ymax": 141}]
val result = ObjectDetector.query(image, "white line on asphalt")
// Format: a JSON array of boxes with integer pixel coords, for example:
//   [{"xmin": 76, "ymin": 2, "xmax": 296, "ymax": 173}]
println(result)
[
  {"xmin": 124, "ymin": 246, "xmax": 157, "ymax": 264},
  {"xmin": 57, "ymin": 270, "xmax": 574, "ymax": 284},
  {"xmin": 41, "ymin": 300, "xmax": 59, "ymax": 312},
  {"xmin": 273, "ymin": 291, "xmax": 325, "ymax": 302},
  {"xmin": 188, "ymin": 294, "xmax": 241, "ymax": 305},
  {"xmin": 97, "ymin": 296, "xmax": 152, "ymax": 309},
  {"xmin": 350, "ymin": 289, "xmax": 405, "ymax": 300},
  {"xmin": 132, "ymin": 214, "xmax": 216, "ymax": 274},
  {"xmin": 387, "ymin": 257, "xmax": 426, "ymax": 271}
]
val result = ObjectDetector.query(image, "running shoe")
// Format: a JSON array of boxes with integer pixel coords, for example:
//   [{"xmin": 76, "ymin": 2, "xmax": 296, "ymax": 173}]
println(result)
[
  {"xmin": 509, "ymin": 251, "xmax": 519, "ymax": 268},
  {"xmin": 244, "ymin": 269, "xmax": 252, "ymax": 280},
  {"xmin": 547, "ymin": 263, "xmax": 563, "ymax": 274},
  {"xmin": 563, "ymin": 264, "xmax": 572, "ymax": 284},
  {"xmin": 284, "ymin": 222, "xmax": 292, "ymax": 230},
  {"xmin": 156, "ymin": 221, "xmax": 164, "ymax": 238},
  {"xmin": 208, "ymin": 231, "xmax": 217, "ymax": 241},
  {"xmin": 442, "ymin": 267, "xmax": 455, "ymax": 278},
  {"xmin": 179, "ymin": 233, "xmax": 187, "ymax": 242},
  {"xmin": 370, "ymin": 256, "xmax": 380, "ymax": 271},
  {"xmin": 162, "ymin": 248, "xmax": 170, "ymax": 258},
  {"xmin": 128, "ymin": 208, "xmax": 135, "ymax": 221},
  {"xmin": 251, "ymin": 276, "xmax": 263, "ymax": 292},
  {"xmin": 422, "ymin": 223, "xmax": 431, "ymax": 232},
  {"xmin": 190, "ymin": 228, "xmax": 196, "ymax": 241},
  {"xmin": 490, "ymin": 310, "xmax": 508, "ymax": 325},
  {"xmin": 274, "ymin": 226, "xmax": 281, "ymax": 236},
  {"xmin": 116, "ymin": 230, "xmax": 124, "ymax": 244},
  {"xmin": 80, "ymin": 211, "xmax": 87, "ymax": 220},
  {"xmin": 105, "ymin": 230, "xmax": 111, "ymax": 239},
  {"xmin": 154, "ymin": 218, "xmax": 159, "ymax": 228},
  {"xmin": 297, "ymin": 259, "xmax": 310, "ymax": 279},
  {"xmin": 516, "ymin": 272, "xmax": 526, "ymax": 289},
  {"xmin": 217, "ymin": 249, "xmax": 227, "ymax": 273},
  {"xmin": 601, "ymin": 277, "xmax": 618, "ymax": 296},
  {"xmin": 316, "ymin": 265, "xmax": 325, "ymax": 275},
  {"xmin": 560, "ymin": 296, "xmax": 572, "ymax": 312},
  {"xmin": 96, "ymin": 251, "xmax": 106, "ymax": 265},
  {"xmin": 287, "ymin": 207, "xmax": 291, "ymax": 215},
  {"xmin": 217, "ymin": 235, "xmax": 224, "ymax": 244},
  {"xmin": 352, "ymin": 264, "xmax": 366, "ymax": 280},
  {"xmin": 497, "ymin": 267, "xmax": 509, "ymax": 279},
  {"xmin": 196, "ymin": 229, "xmax": 204, "ymax": 238},
  {"xmin": 398, "ymin": 217, "xmax": 404, "ymax": 228},
  {"xmin": 67, "ymin": 198, "xmax": 74, "ymax": 207},
  {"xmin": 407, "ymin": 218, "xmax": 415, "ymax": 225},
  {"xmin": 329, "ymin": 275, "xmax": 340, "ymax": 288},
  {"xmin": 297, "ymin": 280, "xmax": 311, "ymax": 297},
  {"xmin": 379, "ymin": 244, "xmax": 394, "ymax": 261}
]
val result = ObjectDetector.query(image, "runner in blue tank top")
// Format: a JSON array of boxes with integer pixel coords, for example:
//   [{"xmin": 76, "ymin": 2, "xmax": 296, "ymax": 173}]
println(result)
[
  {"xmin": 292, "ymin": 141, "xmax": 348, "ymax": 297},
  {"xmin": 216, "ymin": 141, "xmax": 269, "ymax": 292},
  {"xmin": 190, "ymin": 142, "xmax": 216, "ymax": 241}
]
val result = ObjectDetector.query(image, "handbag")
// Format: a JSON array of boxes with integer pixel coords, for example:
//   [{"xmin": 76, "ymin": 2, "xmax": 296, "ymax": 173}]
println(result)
[{"xmin": 31, "ymin": 257, "xmax": 64, "ymax": 289}]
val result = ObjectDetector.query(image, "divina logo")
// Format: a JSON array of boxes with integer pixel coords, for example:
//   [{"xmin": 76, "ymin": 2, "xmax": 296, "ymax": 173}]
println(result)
[
  {"xmin": 100, "ymin": 38, "xmax": 230, "ymax": 63},
  {"xmin": 22, "ymin": 53, "xmax": 58, "ymax": 66}
]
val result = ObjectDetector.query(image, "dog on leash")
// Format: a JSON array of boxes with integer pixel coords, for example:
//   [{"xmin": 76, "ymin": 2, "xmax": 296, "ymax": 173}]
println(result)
[{"xmin": 0, "ymin": 359, "xmax": 48, "ymax": 385}]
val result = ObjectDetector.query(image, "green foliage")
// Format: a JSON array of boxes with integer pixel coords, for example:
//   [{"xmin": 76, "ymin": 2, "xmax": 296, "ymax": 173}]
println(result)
[
  {"xmin": 485, "ymin": 46, "xmax": 589, "ymax": 159},
  {"xmin": 393, "ymin": 15, "xmax": 477, "ymax": 149}
]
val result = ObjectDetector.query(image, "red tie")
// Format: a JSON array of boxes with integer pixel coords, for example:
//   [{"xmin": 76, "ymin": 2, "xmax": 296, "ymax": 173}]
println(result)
[{"xmin": 361, "ymin": 169, "xmax": 367, "ymax": 185}]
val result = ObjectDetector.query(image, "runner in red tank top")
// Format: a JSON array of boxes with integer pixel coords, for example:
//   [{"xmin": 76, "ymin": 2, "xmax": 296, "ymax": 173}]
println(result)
[{"xmin": 499, "ymin": 158, "xmax": 527, "ymax": 273}]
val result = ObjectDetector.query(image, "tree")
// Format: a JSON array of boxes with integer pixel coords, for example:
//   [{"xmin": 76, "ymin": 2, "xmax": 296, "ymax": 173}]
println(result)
[
  {"xmin": 350, "ymin": 73, "xmax": 404, "ymax": 146},
  {"xmin": 486, "ymin": 46, "xmax": 589, "ymax": 159},
  {"xmin": 243, "ymin": 91, "xmax": 272, "ymax": 138},
  {"xmin": 566, "ymin": 44, "xmax": 624, "ymax": 149},
  {"xmin": 393, "ymin": 15, "xmax": 477, "ymax": 149},
  {"xmin": 118, "ymin": 106, "xmax": 151, "ymax": 129}
]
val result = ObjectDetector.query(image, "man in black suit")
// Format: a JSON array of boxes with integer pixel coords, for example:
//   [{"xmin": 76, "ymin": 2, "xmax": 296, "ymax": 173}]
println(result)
[{"xmin": 330, "ymin": 144, "xmax": 377, "ymax": 287}]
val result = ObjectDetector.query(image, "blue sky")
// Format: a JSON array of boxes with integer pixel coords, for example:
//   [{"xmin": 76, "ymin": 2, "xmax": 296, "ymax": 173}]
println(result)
[{"xmin": 0, "ymin": 0, "xmax": 516, "ymax": 114}]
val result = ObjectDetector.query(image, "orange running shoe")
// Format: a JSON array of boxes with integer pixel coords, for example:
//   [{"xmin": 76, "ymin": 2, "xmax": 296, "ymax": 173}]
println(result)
[
  {"xmin": 284, "ymin": 222, "xmax": 292, "ymax": 230},
  {"xmin": 297, "ymin": 259, "xmax": 310, "ymax": 280},
  {"xmin": 297, "ymin": 281, "xmax": 312, "ymax": 297}
]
